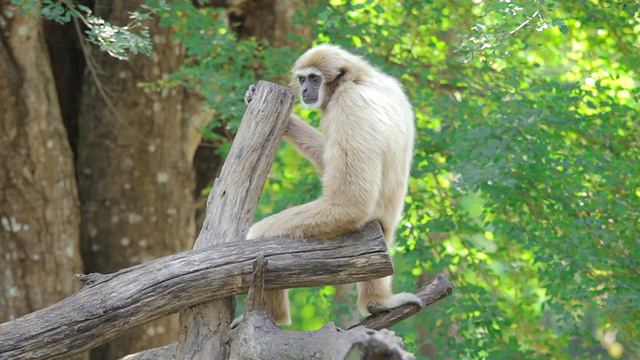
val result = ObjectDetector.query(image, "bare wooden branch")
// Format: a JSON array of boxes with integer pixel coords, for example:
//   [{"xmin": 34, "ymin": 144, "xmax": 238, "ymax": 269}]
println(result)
[
  {"xmin": 176, "ymin": 80, "xmax": 295, "ymax": 360},
  {"xmin": 349, "ymin": 273, "xmax": 453, "ymax": 330},
  {"xmin": 0, "ymin": 222, "xmax": 392, "ymax": 360},
  {"xmin": 123, "ymin": 271, "xmax": 454, "ymax": 360},
  {"xmin": 228, "ymin": 310, "xmax": 415, "ymax": 360},
  {"xmin": 245, "ymin": 256, "xmax": 268, "ymax": 313}
]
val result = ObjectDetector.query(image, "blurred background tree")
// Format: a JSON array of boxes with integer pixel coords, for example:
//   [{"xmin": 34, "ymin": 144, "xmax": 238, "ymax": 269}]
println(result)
[{"xmin": 1, "ymin": 0, "xmax": 638, "ymax": 359}]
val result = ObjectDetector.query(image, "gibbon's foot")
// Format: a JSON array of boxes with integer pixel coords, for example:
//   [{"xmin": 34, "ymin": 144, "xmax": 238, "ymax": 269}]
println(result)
[
  {"xmin": 230, "ymin": 315, "xmax": 244, "ymax": 329},
  {"xmin": 244, "ymin": 84, "xmax": 257, "ymax": 105},
  {"xmin": 366, "ymin": 292, "xmax": 423, "ymax": 315}
]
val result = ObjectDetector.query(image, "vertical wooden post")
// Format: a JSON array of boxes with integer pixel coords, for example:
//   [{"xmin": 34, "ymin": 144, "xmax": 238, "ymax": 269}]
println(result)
[{"xmin": 175, "ymin": 81, "xmax": 295, "ymax": 359}]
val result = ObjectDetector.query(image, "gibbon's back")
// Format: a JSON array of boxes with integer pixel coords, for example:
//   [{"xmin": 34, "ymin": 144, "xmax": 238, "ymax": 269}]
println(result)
[{"xmin": 296, "ymin": 44, "xmax": 416, "ymax": 239}]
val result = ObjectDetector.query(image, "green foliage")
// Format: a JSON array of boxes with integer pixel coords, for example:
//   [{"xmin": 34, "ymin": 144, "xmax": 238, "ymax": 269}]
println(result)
[{"xmin": 12, "ymin": 0, "xmax": 154, "ymax": 60}]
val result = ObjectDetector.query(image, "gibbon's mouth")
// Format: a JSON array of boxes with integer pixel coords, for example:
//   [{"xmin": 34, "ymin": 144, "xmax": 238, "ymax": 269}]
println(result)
[{"xmin": 302, "ymin": 95, "xmax": 319, "ymax": 104}]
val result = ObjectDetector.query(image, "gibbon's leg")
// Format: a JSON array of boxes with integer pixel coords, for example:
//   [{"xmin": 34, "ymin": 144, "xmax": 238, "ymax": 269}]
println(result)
[
  {"xmin": 263, "ymin": 289, "xmax": 292, "ymax": 325},
  {"xmin": 357, "ymin": 226, "xmax": 422, "ymax": 315},
  {"xmin": 357, "ymin": 276, "xmax": 393, "ymax": 314},
  {"xmin": 284, "ymin": 114, "xmax": 325, "ymax": 172},
  {"xmin": 357, "ymin": 276, "xmax": 423, "ymax": 315}
]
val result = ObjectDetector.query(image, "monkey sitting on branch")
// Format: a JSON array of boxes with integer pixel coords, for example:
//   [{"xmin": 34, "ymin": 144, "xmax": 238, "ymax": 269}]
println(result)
[{"xmin": 242, "ymin": 44, "xmax": 421, "ymax": 326}]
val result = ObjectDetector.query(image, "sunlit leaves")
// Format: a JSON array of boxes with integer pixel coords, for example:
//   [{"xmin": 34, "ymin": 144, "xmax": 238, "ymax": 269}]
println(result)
[
  {"xmin": 12, "ymin": 0, "xmax": 154, "ymax": 60},
  {"xmin": 304, "ymin": 0, "xmax": 640, "ymax": 358}
]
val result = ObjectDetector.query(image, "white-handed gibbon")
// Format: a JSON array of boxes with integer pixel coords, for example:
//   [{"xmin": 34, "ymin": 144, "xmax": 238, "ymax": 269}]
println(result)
[{"xmin": 244, "ymin": 44, "xmax": 421, "ymax": 325}]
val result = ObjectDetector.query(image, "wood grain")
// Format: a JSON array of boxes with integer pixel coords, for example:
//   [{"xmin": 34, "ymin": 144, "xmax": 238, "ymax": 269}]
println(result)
[{"xmin": 0, "ymin": 222, "xmax": 393, "ymax": 360}]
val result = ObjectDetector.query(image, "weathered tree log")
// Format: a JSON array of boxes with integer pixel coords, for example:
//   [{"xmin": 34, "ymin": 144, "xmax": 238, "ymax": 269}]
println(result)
[
  {"xmin": 176, "ymin": 80, "xmax": 294, "ymax": 360},
  {"xmin": 0, "ymin": 222, "xmax": 393, "ymax": 360},
  {"xmin": 244, "ymin": 256, "xmax": 269, "ymax": 313},
  {"xmin": 228, "ymin": 311, "xmax": 415, "ymax": 360},
  {"xmin": 224, "ymin": 253, "xmax": 416, "ymax": 360},
  {"xmin": 123, "ymin": 271, "xmax": 454, "ymax": 360}
]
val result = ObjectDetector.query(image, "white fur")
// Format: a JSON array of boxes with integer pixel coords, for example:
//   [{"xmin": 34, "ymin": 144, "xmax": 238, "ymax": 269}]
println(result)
[{"xmin": 246, "ymin": 44, "xmax": 416, "ymax": 325}]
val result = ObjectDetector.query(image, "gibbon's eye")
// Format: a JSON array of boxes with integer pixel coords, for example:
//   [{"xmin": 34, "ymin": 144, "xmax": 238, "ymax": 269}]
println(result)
[
  {"xmin": 308, "ymin": 73, "xmax": 320, "ymax": 82},
  {"xmin": 299, "ymin": 76, "xmax": 306, "ymax": 85}
]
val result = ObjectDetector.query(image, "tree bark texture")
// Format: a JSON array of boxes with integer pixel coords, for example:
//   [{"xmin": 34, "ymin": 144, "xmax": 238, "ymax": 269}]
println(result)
[
  {"xmin": 75, "ymin": 1, "xmax": 207, "ymax": 358},
  {"xmin": 229, "ymin": 310, "xmax": 416, "ymax": 360},
  {"xmin": 123, "ymin": 258, "xmax": 455, "ymax": 360},
  {"xmin": 0, "ymin": 0, "xmax": 83, "ymax": 330},
  {"xmin": 224, "ymin": 257, "xmax": 416, "ymax": 360},
  {"xmin": 176, "ymin": 81, "xmax": 295, "ymax": 359},
  {"xmin": 0, "ymin": 222, "xmax": 394, "ymax": 360}
]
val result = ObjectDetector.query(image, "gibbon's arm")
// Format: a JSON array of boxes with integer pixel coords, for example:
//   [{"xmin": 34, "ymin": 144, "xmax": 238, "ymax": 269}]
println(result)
[
  {"xmin": 284, "ymin": 114, "xmax": 325, "ymax": 173},
  {"xmin": 244, "ymin": 84, "xmax": 324, "ymax": 172},
  {"xmin": 247, "ymin": 116, "xmax": 383, "ymax": 240}
]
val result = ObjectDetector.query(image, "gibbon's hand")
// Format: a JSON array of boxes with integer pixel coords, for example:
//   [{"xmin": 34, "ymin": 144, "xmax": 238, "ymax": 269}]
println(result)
[{"xmin": 244, "ymin": 84, "xmax": 257, "ymax": 105}]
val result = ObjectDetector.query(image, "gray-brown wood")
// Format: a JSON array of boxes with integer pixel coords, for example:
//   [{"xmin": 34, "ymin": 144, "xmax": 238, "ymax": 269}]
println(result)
[
  {"xmin": 221, "ymin": 254, "xmax": 417, "ymax": 360},
  {"xmin": 125, "ymin": 268, "xmax": 453, "ymax": 360},
  {"xmin": 232, "ymin": 259, "xmax": 413, "ymax": 360},
  {"xmin": 349, "ymin": 274, "xmax": 453, "ymax": 330},
  {"xmin": 175, "ymin": 80, "xmax": 295, "ymax": 360},
  {"xmin": 228, "ymin": 310, "xmax": 415, "ymax": 360},
  {"xmin": 0, "ymin": 222, "xmax": 393, "ymax": 360},
  {"xmin": 245, "ymin": 256, "xmax": 269, "ymax": 313}
]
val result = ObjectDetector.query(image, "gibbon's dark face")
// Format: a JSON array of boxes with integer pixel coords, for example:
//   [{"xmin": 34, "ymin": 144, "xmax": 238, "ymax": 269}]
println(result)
[{"xmin": 299, "ymin": 72, "xmax": 323, "ymax": 107}]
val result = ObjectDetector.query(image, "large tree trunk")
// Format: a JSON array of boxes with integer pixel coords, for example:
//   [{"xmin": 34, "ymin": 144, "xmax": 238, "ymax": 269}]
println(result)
[
  {"xmin": 75, "ymin": 1, "xmax": 205, "ymax": 358},
  {"xmin": 0, "ymin": 0, "xmax": 84, "ymax": 351}
]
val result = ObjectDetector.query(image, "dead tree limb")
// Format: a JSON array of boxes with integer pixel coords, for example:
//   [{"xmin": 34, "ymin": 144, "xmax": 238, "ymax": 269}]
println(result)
[
  {"xmin": 229, "ymin": 311, "xmax": 416, "ymax": 360},
  {"xmin": 244, "ymin": 255, "xmax": 268, "ymax": 313},
  {"xmin": 224, "ymin": 257, "xmax": 418, "ymax": 360},
  {"xmin": 0, "ymin": 223, "xmax": 392, "ymax": 360},
  {"xmin": 122, "ymin": 268, "xmax": 454, "ymax": 360},
  {"xmin": 176, "ymin": 81, "xmax": 294, "ymax": 360}
]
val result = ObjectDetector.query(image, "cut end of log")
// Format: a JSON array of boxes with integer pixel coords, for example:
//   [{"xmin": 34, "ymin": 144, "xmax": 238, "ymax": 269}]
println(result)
[{"xmin": 245, "ymin": 255, "xmax": 269, "ymax": 313}]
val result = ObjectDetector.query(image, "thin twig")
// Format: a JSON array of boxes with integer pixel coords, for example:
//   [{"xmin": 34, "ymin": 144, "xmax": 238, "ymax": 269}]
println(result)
[{"xmin": 502, "ymin": 10, "xmax": 540, "ymax": 41}]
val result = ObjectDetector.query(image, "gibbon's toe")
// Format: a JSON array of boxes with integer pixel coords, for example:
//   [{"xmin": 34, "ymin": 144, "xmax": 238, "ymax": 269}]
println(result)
[
  {"xmin": 244, "ymin": 84, "xmax": 257, "ymax": 105},
  {"xmin": 230, "ymin": 315, "xmax": 244, "ymax": 329}
]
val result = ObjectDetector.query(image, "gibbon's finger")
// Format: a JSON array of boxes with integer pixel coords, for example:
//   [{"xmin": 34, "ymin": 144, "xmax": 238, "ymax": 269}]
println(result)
[{"xmin": 244, "ymin": 84, "xmax": 257, "ymax": 105}]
